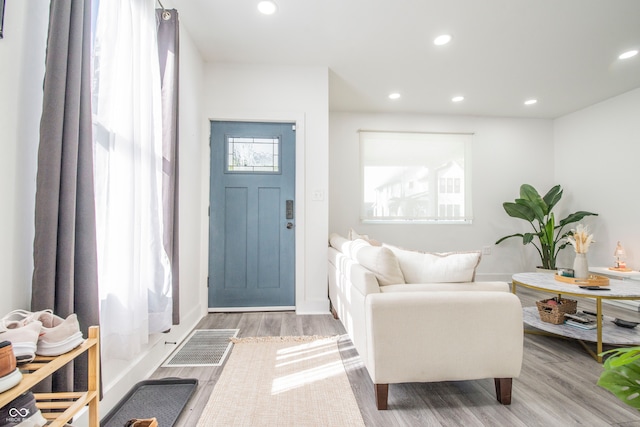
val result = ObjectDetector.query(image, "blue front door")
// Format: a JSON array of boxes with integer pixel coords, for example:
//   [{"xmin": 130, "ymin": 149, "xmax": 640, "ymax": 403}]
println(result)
[{"xmin": 209, "ymin": 121, "xmax": 295, "ymax": 308}]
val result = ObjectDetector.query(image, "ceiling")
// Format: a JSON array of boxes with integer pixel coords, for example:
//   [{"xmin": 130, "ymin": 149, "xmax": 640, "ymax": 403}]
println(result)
[{"xmin": 172, "ymin": 0, "xmax": 640, "ymax": 119}]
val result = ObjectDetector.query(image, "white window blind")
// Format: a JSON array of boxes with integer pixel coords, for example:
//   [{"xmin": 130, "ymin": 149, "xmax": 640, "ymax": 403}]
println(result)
[{"xmin": 359, "ymin": 131, "xmax": 473, "ymax": 223}]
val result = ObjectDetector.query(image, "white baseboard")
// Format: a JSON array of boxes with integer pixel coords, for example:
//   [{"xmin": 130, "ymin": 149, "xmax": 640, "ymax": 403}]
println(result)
[
  {"xmin": 207, "ymin": 300, "xmax": 330, "ymax": 315},
  {"xmin": 209, "ymin": 306, "xmax": 296, "ymax": 312},
  {"xmin": 296, "ymin": 298, "xmax": 330, "ymax": 314}
]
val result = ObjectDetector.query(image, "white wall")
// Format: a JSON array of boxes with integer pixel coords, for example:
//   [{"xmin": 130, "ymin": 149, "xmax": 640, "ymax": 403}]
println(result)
[
  {"xmin": 554, "ymin": 88, "xmax": 640, "ymax": 270},
  {"xmin": 176, "ymin": 25, "xmax": 207, "ymax": 324},
  {"xmin": 329, "ymin": 112, "xmax": 555, "ymax": 279},
  {"xmin": 0, "ymin": 0, "xmax": 49, "ymax": 315},
  {"xmin": 202, "ymin": 63, "xmax": 330, "ymax": 313}
]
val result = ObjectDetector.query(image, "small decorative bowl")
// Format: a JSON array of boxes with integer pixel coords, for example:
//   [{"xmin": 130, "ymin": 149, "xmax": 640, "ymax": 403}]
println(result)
[{"xmin": 612, "ymin": 318, "xmax": 640, "ymax": 329}]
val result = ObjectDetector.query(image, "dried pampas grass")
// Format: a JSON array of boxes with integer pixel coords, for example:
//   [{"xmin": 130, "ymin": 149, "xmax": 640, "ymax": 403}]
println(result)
[{"xmin": 567, "ymin": 224, "xmax": 594, "ymax": 254}]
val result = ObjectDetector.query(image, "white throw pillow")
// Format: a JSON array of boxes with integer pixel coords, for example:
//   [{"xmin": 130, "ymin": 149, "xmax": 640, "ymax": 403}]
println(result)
[
  {"xmin": 348, "ymin": 228, "xmax": 382, "ymax": 246},
  {"xmin": 354, "ymin": 245, "xmax": 406, "ymax": 286},
  {"xmin": 329, "ymin": 233, "xmax": 350, "ymax": 250},
  {"xmin": 385, "ymin": 245, "xmax": 481, "ymax": 283},
  {"xmin": 329, "ymin": 234, "xmax": 371, "ymax": 259}
]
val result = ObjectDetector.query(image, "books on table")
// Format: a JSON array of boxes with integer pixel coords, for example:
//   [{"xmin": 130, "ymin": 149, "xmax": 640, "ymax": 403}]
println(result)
[
  {"xmin": 564, "ymin": 312, "xmax": 598, "ymax": 330},
  {"xmin": 565, "ymin": 319, "xmax": 597, "ymax": 329}
]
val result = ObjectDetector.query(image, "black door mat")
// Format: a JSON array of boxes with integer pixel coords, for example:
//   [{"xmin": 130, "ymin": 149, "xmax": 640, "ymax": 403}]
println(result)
[{"xmin": 100, "ymin": 377, "xmax": 197, "ymax": 427}]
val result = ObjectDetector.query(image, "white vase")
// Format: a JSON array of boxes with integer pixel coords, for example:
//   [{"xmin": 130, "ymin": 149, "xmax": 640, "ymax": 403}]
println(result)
[{"xmin": 573, "ymin": 253, "xmax": 589, "ymax": 279}]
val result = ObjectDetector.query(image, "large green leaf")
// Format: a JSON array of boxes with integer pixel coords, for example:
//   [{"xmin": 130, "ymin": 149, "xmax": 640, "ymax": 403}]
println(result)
[
  {"xmin": 519, "ymin": 184, "xmax": 540, "ymax": 200},
  {"xmin": 515, "ymin": 198, "xmax": 545, "ymax": 225},
  {"xmin": 598, "ymin": 367, "xmax": 640, "ymax": 410},
  {"xmin": 519, "ymin": 184, "xmax": 549, "ymax": 214},
  {"xmin": 559, "ymin": 211, "xmax": 599, "ymax": 227},
  {"xmin": 602, "ymin": 347, "xmax": 640, "ymax": 369},
  {"xmin": 503, "ymin": 202, "xmax": 535, "ymax": 222},
  {"xmin": 539, "ymin": 213, "xmax": 554, "ymax": 246},
  {"xmin": 598, "ymin": 347, "xmax": 640, "ymax": 409},
  {"xmin": 598, "ymin": 350, "xmax": 640, "ymax": 410},
  {"xmin": 542, "ymin": 185, "xmax": 563, "ymax": 212}
]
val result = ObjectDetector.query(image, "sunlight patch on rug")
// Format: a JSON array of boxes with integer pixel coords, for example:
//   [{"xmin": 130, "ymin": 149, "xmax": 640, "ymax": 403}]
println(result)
[
  {"xmin": 271, "ymin": 359, "xmax": 345, "ymax": 395},
  {"xmin": 196, "ymin": 335, "xmax": 365, "ymax": 427},
  {"xmin": 275, "ymin": 339, "xmax": 340, "ymax": 367},
  {"xmin": 271, "ymin": 337, "xmax": 344, "ymax": 394}
]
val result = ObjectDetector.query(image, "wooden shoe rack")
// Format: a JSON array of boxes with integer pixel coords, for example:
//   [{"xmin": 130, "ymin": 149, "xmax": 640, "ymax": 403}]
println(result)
[{"xmin": 0, "ymin": 325, "xmax": 100, "ymax": 427}]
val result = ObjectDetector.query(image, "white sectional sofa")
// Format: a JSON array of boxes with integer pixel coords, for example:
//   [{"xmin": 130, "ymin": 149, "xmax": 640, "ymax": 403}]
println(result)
[{"xmin": 327, "ymin": 233, "xmax": 523, "ymax": 410}]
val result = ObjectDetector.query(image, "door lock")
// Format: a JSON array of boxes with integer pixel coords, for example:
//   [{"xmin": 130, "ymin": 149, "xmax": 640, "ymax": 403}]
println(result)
[
  {"xmin": 286, "ymin": 200, "xmax": 294, "ymax": 219},
  {"xmin": 286, "ymin": 222, "xmax": 294, "ymax": 229}
]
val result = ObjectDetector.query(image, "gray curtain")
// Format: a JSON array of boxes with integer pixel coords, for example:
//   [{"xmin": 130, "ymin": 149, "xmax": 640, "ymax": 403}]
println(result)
[
  {"xmin": 157, "ymin": 8, "xmax": 180, "ymax": 324},
  {"xmin": 32, "ymin": 0, "xmax": 99, "ymax": 392}
]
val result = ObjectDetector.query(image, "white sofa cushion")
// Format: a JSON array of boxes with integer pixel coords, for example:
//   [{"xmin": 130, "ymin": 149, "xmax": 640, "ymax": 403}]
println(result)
[
  {"xmin": 354, "ymin": 244, "xmax": 405, "ymax": 286},
  {"xmin": 329, "ymin": 233, "xmax": 370, "ymax": 259},
  {"xmin": 380, "ymin": 281, "xmax": 510, "ymax": 293},
  {"xmin": 386, "ymin": 245, "xmax": 481, "ymax": 283}
]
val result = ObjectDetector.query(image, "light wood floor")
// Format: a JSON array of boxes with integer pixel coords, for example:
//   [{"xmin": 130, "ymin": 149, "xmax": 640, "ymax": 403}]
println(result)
[{"xmin": 151, "ymin": 287, "xmax": 640, "ymax": 426}]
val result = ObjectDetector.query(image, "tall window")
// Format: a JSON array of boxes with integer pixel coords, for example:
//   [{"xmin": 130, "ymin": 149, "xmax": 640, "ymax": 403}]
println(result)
[
  {"xmin": 92, "ymin": 0, "xmax": 172, "ymax": 360},
  {"xmin": 360, "ymin": 131, "xmax": 473, "ymax": 223}
]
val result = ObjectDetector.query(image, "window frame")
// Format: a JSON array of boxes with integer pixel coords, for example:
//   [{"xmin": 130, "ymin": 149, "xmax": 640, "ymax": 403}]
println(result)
[
  {"xmin": 359, "ymin": 130, "xmax": 473, "ymax": 224},
  {"xmin": 224, "ymin": 134, "xmax": 282, "ymax": 174}
]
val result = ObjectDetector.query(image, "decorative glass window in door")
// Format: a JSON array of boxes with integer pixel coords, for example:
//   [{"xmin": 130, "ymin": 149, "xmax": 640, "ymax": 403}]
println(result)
[{"xmin": 227, "ymin": 136, "xmax": 280, "ymax": 173}]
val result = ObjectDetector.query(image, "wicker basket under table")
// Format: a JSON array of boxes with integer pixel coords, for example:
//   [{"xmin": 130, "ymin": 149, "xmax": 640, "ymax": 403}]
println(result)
[{"xmin": 536, "ymin": 298, "xmax": 578, "ymax": 324}]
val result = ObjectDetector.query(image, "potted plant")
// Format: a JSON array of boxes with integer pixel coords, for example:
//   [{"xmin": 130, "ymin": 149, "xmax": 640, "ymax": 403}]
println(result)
[
  {"xmin": 495, "ymin": 184, "xmax": 598, "ymax": 270},
  {"xmin": 598, "ymin": 347, "xmax": 640, "ymax": 409}
]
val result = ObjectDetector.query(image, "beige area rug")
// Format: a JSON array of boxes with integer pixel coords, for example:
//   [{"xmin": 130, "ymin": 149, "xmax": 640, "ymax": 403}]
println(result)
[{"xmin": 196, "ymin": 336, "xmax": 366, "ymax": 427}]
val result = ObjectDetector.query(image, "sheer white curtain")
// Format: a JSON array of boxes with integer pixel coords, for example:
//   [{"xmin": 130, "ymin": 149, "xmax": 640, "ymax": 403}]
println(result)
[{"xmin": 92, "ymin": 0, "xmax": 172, "ymax": 360}]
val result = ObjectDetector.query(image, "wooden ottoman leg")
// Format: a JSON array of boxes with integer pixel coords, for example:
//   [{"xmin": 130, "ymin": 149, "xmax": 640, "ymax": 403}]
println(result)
[
  {"xmin": 375, "ymin": 383, "xmax": 389, "ymax": 410},
  {"xmin": 495, "ymin": 378, "xmax": 512, "ymax": 405}
]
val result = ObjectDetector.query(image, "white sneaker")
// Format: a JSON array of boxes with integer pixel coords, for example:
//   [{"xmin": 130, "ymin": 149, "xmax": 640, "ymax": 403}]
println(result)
[
  {"xmin": 30, "ymin": 311, "xmax": 84, "ymax": 356},
  {"xmin": 0, "ymin": 368, "xmax": 22, "ymax": 394},
  {"xmin": 2, "ymin": 309, "xmax": 84, "ymax": 357},
  {"xmin": 0, "ymin": 320, "xmax": 41, "ymax": 363}
]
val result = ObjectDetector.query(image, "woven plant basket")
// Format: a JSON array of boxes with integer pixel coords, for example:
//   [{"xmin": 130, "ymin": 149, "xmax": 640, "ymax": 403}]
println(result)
[{"xmin": 536, "ymin": 298, "xmax": 577, "ymax": 324}]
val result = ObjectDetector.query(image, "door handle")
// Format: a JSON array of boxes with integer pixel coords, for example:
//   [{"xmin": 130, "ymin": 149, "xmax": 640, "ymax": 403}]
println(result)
[{"xmin": 286, "ymin": 222, "xmax": 294, "ymax": 229}]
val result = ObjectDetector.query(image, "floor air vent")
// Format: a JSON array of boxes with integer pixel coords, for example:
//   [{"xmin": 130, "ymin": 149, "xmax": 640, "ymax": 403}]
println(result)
[{"xmin": 162, "ymin": 329, "xmax": 239, "ymax": 367}]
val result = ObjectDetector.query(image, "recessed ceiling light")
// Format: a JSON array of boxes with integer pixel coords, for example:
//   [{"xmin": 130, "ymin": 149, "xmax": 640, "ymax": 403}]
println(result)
[
  {"xmin": 257, "ymin": 1, "xmax": 278, "ymax": 15},
  {"xmin": 388, "ymin": 93, "xmax": 401, "ymax": 100},
  {"xmin": 524, "ymin": 99, "xmax": 538, "ymax": 106},
  {"xmin": 434, "ymin": 34, "xmax": 452, "ymax": 46},
  {"xmin": 619, "ymin": 50, "xmax": 638, "ymax": 60},
  {"xmin": 452, "ymin": 96, "xmax": 464, "ymax": 102}
]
